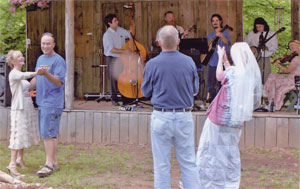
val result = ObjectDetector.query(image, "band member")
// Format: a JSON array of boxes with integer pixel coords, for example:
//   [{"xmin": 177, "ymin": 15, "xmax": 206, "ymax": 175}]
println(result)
[
  {"xmin": 245, "ymin": 17, "xmax": 278, "ymax": 83},
  {"xmin": 206, "ymin": 14, "xmax": 231, "ymax": 103},
  {"xmin": 103, "ymin": 14, "xmax": 133, "ymax": 106},
  {"xmin": 155, "ymin": 11, "xmax": 189, "ymax": 44},
  {"xmin": 264, "ymin": 40, "xmax": 300, "ymax": 111}
]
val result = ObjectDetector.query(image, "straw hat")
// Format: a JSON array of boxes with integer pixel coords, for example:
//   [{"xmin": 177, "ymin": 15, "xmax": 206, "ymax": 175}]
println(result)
[{"xmin": 288, "ymin": 40, "xmax": 300, "ymax": 50}]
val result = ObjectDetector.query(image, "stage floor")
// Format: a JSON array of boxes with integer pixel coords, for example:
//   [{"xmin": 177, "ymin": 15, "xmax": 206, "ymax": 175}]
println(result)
[
  {"xmin": 74, "ymin": 98, "xmax": 153, "ymax": 112},
  {"xmin": 73, "ymin": 98, "xmax": 299, "ymax": 117}
]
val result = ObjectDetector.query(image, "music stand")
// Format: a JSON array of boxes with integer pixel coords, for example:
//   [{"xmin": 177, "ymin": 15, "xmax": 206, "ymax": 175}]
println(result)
[
  {"xmin": 179, "ymin": 38, "xmax": 208, "ymax": 111},
  {"xmin": 179, "ymin": 38, "xmax": 208, "ymax": 68}
]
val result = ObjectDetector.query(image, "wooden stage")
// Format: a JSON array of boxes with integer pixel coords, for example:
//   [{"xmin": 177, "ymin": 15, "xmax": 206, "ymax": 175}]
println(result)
[{"xmin": 0, "ymin": 99, "xmax": 299, "ymax": 150}]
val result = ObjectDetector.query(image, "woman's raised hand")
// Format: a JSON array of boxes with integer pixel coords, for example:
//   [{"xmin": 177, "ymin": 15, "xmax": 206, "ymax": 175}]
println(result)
[{"xmin": 217, "ymin": 45, "xmax": 226, "ymax": 62}]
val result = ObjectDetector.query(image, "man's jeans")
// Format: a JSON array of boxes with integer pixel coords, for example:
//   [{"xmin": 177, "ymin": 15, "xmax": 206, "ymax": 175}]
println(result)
[{"xmin": 151, "ymin": 110, "xmax": 200, "ymax": 189}]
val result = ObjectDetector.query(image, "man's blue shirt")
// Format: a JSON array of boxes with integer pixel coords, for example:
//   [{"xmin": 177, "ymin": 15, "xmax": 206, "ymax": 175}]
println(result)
[
  {"xmin": 141, "ymin": 51, "xmax": 199, "ymax": 109},
  {"xmin": 207, "ymin": 30, "xmax": 231, "ymax": 67},
  {"xmin": 35, "ymin": 54, "xmax": 66, "ymax": 109}
]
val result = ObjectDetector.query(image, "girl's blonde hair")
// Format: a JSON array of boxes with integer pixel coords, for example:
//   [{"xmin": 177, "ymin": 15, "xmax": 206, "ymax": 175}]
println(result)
[{"xmin": 6, "ymin": 50, "xmax": 22, "ymax": 68}]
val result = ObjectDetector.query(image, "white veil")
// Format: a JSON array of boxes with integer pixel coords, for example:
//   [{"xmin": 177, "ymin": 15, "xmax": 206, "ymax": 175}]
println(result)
[{"xmin": 229, "ymin": 42, "xmax": 262, "ymax": 124}]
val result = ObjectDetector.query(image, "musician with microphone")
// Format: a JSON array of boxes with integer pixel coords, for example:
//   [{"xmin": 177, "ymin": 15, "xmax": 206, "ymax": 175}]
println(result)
[
  {"xmin": 206, "ymin": 14, "xmax": 231, "ymax": 103},
  {"xmin": 245, "ymin": 17, "xmax": 278, "ymax": 83}
]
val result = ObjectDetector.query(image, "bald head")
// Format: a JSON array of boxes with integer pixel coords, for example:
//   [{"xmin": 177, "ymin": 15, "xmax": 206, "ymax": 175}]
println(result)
[{"xmin": 158, "ymin": 25, "xmax": 179, "ymax": 50}]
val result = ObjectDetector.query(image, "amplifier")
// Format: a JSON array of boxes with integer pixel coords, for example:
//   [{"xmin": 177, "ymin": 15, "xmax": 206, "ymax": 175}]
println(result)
[{"xmin": 0, "ymin": 54, "xmax": 11, "ymax": 107}]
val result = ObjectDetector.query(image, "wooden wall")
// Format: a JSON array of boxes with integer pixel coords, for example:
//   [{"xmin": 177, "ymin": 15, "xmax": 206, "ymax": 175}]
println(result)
[
  {"xmin": 25, "ymin": 0, "xmax": 299, "ymax": 98},
  {"xmin": 26, "ymin": 0, "xmax": 243, "ymax": 98},
  {"xmin": 73, "ymin": 0, "xmax": 244, "ymax": 98},
  {"xmin": 1, "ymin": 107, "xmax": 299, "ymax": 149},
  {"xmin": 26, "ymin": 0, "xmax": 65, "ymax": 72}
]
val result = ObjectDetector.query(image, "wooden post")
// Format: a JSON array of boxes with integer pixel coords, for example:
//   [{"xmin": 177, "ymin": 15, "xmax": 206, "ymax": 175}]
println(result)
[
  {"xmin": 65, "ymin": 0, "xmax": 75, "ymax": 110},
  {"xmin": 291, "ymin": 0, "xmax": 299, "ymax": 40}
]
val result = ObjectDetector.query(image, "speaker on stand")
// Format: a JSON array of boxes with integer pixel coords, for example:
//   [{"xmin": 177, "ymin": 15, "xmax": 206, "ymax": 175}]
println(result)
[{"xmin": 0, "ymin": 54, "xmax": 12, "ymax": 107}]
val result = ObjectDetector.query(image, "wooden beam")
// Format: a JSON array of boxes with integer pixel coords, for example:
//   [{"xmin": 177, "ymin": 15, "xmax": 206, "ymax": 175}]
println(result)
[
  {"xmin": 65, "ymin": 0, "xmax": 75, "ymax": 110},
  {"xmin": 291, "ymin": 0, "xmax": 299, "ymax": 40}
]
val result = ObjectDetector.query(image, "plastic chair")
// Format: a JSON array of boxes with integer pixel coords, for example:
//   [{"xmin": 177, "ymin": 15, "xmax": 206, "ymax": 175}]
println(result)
[
  {"xmin": 285, "ymin": 76, "xmax": 300, "ymax": 114},
  {"xmin": 294, "ymin": 76, "xmax": 300, "ymax": 114}
]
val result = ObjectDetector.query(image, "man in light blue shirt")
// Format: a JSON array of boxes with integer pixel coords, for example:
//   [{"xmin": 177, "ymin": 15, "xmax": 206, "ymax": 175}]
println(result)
[
  {"xmin": 142, "ymin": 26, "xmax": 200, "ymax": 189},
  {"xmin": 31, "ymin": 32, "xmax": 66, "ymax": 177},
  {"xmin": 103, "ymin": 14, "xmax": 131, "ymax": 106}
]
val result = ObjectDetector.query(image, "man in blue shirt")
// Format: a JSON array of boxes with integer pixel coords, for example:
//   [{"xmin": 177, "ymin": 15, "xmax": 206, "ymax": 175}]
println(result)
[
  {"xmin": 31, "ymin": 32, "xmax": 66, "ymax": 177},
  {"xmin": 141, "ymin": 26, "xmax": 200, "ymax": 188},
  {"xmin": 206, "ymin": 14, "xmax": 231, "ymax": 103}
]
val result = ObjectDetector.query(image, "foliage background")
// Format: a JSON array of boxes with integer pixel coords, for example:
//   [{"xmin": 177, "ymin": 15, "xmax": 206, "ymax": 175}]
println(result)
[
  {"xmin": 243, "ymin": 0, "xmax": 292, "ymax": 72},
  {"xmin": 0, "ymin": 0, "xmax": 26, "ymax": 55}
]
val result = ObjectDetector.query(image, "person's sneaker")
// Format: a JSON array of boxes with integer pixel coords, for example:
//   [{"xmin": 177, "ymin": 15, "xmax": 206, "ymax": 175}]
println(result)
[
  {"xmin": 263, "ymin": 104, "xmax": 270, "ymax": 111},
  {"xmin": 200, "ymin": 104, "xmax": 206, "ymax": 110},
  {"xmin": 177, "ymin": 180, "xmax": 184, "ymax": 189}
]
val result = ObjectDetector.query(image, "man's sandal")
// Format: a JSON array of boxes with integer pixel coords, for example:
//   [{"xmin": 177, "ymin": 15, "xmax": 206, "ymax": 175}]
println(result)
[{"xmin": 36, "ymin": 165, "xmax": 53, "ymax": 178}]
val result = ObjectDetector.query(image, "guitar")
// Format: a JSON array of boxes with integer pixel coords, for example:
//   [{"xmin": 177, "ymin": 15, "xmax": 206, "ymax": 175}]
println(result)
[
  {"xmin": 178, "ymin": 24, "xmax": 197, "ymax": 39},
  {"xmin": 202, "ymin": 25, "xmax": 233, "ymax": 66},
  {"xmin": 253, "ymin": 27, "xmax": 285, "ymax": 60},
  {"xmin": 188, "ymin": 25, "xmax": 197, "ymax": 32},
  {"xmin": 179, "ymin": 25, "xmax": 197, "ymax": 38},
  {"xmin": 253, "ymin": 27, "xmax": 285, "ymax": 53}
]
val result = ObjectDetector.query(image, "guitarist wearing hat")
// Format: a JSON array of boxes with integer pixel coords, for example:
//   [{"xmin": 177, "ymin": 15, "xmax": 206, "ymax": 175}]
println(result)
[{"xmin": 206, "ymin": 14, "xmax": 231, "ymax": 103}]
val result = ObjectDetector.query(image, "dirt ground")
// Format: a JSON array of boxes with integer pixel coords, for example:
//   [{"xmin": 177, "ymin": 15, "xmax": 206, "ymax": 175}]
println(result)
[
  {"xmin": 72, "ymin": 144, "xmax": 299, "ymax": 189},
  {"xmin": 0, "ymin": 142, "xmax": 299, "ymax": 189}
]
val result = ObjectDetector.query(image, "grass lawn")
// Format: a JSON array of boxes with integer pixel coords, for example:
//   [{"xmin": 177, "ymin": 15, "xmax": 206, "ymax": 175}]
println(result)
[{"xmin": 0, "ymin": 142, "xmax": 299, "ymax": 189}]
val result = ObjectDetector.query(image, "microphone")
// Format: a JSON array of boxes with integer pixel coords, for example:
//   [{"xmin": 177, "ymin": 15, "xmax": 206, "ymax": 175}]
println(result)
[
  {"xmin": 124, "ymin": 2, "xmax": 133, "ymax": 9},
  {"xmin": 193, "ymin": 25, "xmax": 197, "ymax": 33},
  {"xmin": 124, "ymin": 5, "xmax": 132, "ymax": 9},
  {"xmin": 259, "ymin": 32, "xmax": 265, "ymax": 49},
  {"xmin": 259, "ymin": 32, "xmax": 264, "ymax": 42}
]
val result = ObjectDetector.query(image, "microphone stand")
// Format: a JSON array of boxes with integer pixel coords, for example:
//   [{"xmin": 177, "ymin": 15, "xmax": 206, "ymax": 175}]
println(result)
[
  {"xmin": 255, "ymin": 43, "xmax": 268, "ymax": 112},
  {"xmin": 125, "ymin": 33, "xmax": 152, "ymax": 110},
  {"xmin": 255, "ymin": 27, "xmax": 285, "ymax": 112}
]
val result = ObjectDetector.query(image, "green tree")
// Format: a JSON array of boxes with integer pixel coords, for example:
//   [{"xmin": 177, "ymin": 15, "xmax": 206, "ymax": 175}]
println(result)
[
  {"xmin": 0, "ymin": 0, "xmax": 26, "ymax": 55},
  {"xmin": 243, "ymin": 0, "xmax": 292, "ymax": 72}
]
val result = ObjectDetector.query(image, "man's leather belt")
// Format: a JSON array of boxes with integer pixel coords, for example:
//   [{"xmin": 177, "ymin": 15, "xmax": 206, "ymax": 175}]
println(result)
[{"xmin": 153, "ymin": 107, "xmax": 192, "ymax": 112}]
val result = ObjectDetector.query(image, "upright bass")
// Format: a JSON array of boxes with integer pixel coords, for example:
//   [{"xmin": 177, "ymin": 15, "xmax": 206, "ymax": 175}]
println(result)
[{"xmin": 118, "ymin": 2, "xmax": 147, "ymax": 99}]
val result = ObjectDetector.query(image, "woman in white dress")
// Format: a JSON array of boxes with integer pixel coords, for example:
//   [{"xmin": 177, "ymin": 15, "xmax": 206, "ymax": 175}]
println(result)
[
  {"xmin": 196, "ymin": 43, "xmax": 262, "ymax": 188},
  {"xmin": 6, "ymin": 50, "xmax": 40, "ymax": 176}
]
